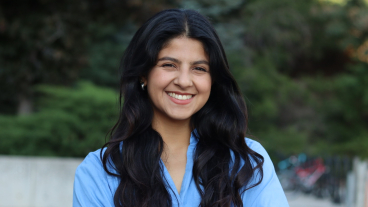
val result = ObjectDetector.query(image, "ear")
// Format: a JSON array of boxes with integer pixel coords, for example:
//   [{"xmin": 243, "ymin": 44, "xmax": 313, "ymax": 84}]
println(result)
[{"xmin": 140, "ymin": 76, "xmax": 147, "ymax": 86}]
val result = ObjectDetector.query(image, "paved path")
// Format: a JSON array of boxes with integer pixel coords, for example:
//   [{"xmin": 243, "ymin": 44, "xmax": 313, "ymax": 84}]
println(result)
[
  {"xmin": 286, "ymin": 191, "xmax": 344, "ymax": 207},
  {"xmin": 0, "ymin": 156, "xmax": 83, "ymax": 207},
  {"xmin": 0, "ymin": 155, "xmax": 347, "ymax": 207}
]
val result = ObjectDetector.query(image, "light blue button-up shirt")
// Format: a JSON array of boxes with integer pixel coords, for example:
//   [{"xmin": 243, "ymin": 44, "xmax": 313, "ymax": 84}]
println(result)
[{"xmin": 73, "ymin": 134, "xmax": 289, "ymax": 207}]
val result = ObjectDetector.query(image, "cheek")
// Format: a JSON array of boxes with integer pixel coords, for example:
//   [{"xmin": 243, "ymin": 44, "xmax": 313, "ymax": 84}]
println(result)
[
  {"xmin": 146, "ymin": 69, "xmax": 173, "ymax": 103},
  {"xmin": 147, "ymin": 71, "xmax": 163, "ymax": 91},
  {"xmin": 197, "ymin": 77, "xmax": 212, "ymax": 95},
  {"xmin": 148, "ymin": 69, "xmax": 172, "ymax": 87}
]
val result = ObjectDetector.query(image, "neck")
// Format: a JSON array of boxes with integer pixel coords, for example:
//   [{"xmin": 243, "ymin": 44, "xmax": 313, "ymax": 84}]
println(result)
[{"xmin": 152, "ymin": 111, "xmax": 191, "ymax": 151}]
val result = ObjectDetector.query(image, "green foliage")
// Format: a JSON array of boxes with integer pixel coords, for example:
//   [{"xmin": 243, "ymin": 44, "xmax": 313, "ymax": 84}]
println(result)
[
  {"xmin": 1, "ymin": 0, "xmax": 368, "ymax": 158},
  {"xmin": 181, "ymin": 0, "xmax": 243, "ymax": 19},
  {"xmin": 187, "ymin": 0, "xmax": 368, "ymax": 157},
  {"xmin": 0, "ymin": 1, "xmax": 90, "ymax": 114},
  {"xmin": 304, "ymin": 62, "xmax": 368, "ymax": 157},
  {"xmin": 0, "ymin": 82, "xmax": 118, "ymax": 157},
  {"xmin": 0, "ymin": 0, "xmax": 173, "ymax": 114},
  {"xmin": 230, "ymin": 54, "xmax": 315, "ymax": 155},
  {"xmin": 79, "ymin": 22, "xmax": 137, "ymax": 88}
]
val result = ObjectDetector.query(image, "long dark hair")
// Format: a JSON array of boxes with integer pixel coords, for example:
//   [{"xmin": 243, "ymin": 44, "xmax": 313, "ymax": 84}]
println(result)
[{"xmin": 102, "ymin": 9, "xmax": 264, "ymax": 207}]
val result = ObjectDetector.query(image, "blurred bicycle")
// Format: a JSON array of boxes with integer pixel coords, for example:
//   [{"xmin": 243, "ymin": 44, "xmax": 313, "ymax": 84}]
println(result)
[{"xmin": 277, "ymin": 154, "xmax": 346, "ymax": 204}]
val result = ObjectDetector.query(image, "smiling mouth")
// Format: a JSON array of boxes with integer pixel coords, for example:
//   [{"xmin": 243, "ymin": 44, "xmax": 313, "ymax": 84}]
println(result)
[{"xmin": 167, "ymin": 92, "xmax": 194, "ymax": 100}]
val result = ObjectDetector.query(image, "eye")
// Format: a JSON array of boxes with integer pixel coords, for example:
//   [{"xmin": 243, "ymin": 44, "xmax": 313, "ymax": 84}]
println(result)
[
  {"xmin": 162, "ymin": 63, "xmax": 176, "ymax": 68},
  {"xmin": 194, "ymin": 67, "xmax": 207, "ymax": 72}
]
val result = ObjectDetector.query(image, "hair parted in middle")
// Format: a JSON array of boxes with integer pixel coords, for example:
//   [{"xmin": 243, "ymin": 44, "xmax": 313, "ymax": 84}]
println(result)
[{"xmin": 102, "ymin": 9, "xmax": 264, "ymax": 207}]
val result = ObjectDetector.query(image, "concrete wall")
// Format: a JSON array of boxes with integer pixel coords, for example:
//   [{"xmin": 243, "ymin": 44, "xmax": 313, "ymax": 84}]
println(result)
[{"xmin": 0, "ymin": 156, "xmax": 83, "ymax": 207}]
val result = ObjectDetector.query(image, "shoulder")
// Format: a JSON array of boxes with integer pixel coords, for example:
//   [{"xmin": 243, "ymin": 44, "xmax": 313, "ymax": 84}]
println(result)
[
  {"xmin": 245, "ymin": 138, "xmax": 268, "ymax": 158},
  {"xmin": 75, "ymin": 149, "xmax": 116, "ymax": 178},
  {"xmin": 242, "ymin": 138, "xmax": 290, "ymax": 207},
  {"xmin": 73, "ymin": 149, "xmax": 119, "ymax": 207},
  {"xmin": 76, "ymin": 148, "xmax": 118, "ymax": 175},
  {"xmin": 77, "ymin": 149, "xmax": 104, "ymax": 170},
  {"xmin": 244, "ymin": 138, "xmax": 272, "ymax": 171}
]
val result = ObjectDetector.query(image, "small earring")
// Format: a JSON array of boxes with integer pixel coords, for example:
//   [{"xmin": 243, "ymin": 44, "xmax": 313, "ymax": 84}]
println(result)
[{"xmin": 141, "ymin": 82, "xmax": 145, "ymax": 90}]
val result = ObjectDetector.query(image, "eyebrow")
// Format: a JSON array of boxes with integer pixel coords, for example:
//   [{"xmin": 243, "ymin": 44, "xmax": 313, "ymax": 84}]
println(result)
[{"xmin": 157, "ymin": 56, "xmax": 209, "ymax": 65}]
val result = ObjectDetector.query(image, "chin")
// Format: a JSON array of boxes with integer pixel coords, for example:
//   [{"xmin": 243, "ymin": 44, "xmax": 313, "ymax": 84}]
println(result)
[
  {"xmin": 170, "ymin": 116, "xmax": 191, "ymax": 121},
  {"xmin": 168, "ymin": 113, "xmax": 192, "ymax": 121}
]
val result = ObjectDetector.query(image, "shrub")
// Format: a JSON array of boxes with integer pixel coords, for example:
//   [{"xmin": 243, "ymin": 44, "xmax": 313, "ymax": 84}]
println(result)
[{"xmin": 0, "ymin": 82, "xmax": 118, "ymax": 157}]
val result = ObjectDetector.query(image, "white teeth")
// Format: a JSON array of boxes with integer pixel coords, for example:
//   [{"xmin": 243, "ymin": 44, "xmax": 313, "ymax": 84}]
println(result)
[{"xmin": 168, "ymin": 92, "xmax": 193, "ymax": 100}]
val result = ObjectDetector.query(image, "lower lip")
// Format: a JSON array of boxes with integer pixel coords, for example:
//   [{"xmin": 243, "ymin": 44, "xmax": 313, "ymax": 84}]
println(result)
[{"xmin": 167, "ymin": 93, "xmax": 194, "ymax": 105}]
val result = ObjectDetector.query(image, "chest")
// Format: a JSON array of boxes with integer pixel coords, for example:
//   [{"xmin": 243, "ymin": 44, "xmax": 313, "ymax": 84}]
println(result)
[
  {"xmin": 160, "ymin": 148, "xmax": 202, "ymax": 207},
  {"xmin": 162, "ymin": 148, "xmax": 188, "ymax": 194}
]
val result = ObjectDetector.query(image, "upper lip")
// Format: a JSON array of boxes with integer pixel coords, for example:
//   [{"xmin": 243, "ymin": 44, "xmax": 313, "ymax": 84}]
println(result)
[{"xmin": 166, "ymin": 91, "xmax": 195, "ymax": 95}]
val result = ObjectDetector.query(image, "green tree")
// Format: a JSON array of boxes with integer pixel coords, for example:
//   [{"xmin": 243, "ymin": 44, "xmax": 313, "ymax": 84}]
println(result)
[
  {"xmin": 0, "ymin": 0, "xmax": 176, "ymax": 115},
  {"xmin": 0, "ymin": 81, "xmax": 118, "ymax": 157}
]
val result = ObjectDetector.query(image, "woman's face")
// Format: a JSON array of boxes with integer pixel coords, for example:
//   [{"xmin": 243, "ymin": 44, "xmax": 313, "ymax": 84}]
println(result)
[{"xmin": 144, "ymin": 37, "xmax": 212, "ymax": 122}]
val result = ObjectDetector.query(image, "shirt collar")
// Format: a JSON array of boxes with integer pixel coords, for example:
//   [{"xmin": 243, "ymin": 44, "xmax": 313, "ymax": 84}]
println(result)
[{"xmin": 190, "ymin": 129, "xmax": 199, "ymax": 146}]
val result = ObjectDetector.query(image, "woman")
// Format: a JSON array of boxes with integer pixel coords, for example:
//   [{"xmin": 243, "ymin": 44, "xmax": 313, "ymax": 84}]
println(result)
[{"xmin": 73, "ymin": 9, "xmax": 289, "ymax": 207}]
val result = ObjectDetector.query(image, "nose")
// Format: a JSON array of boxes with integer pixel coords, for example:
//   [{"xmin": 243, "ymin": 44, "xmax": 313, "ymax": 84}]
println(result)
[{"xmin": 173, "ymin": 67, "xmax": 193, "ymax": 88}]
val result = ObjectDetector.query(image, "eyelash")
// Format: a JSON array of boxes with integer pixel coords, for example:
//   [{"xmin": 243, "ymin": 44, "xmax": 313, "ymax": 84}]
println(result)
[
  {"xmin": 162, "ymin": 63, "xmax": 176, "ymax": 68},
  {"xmin": 161, "ymin": 64, "xmax": 207, "ymax": 72},
  {"xmin": 194, "ymin": 67, "xmax": 207, "ymax": 72}
]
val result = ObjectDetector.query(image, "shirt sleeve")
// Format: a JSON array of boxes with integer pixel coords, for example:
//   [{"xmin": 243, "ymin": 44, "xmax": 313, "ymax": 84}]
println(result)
[
  {"xmin": 73, "ymin": 150, "xmax": 116, "ymax": 207},
  {"xmin": 242, "ymin": 139, "xmax": 290, "ymax": 207}
]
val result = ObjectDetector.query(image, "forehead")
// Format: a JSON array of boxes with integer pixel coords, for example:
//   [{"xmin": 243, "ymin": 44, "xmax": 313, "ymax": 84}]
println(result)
[{"xmin": 158, "ymin": 37, "xmax": 208, "ymax": 61}]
